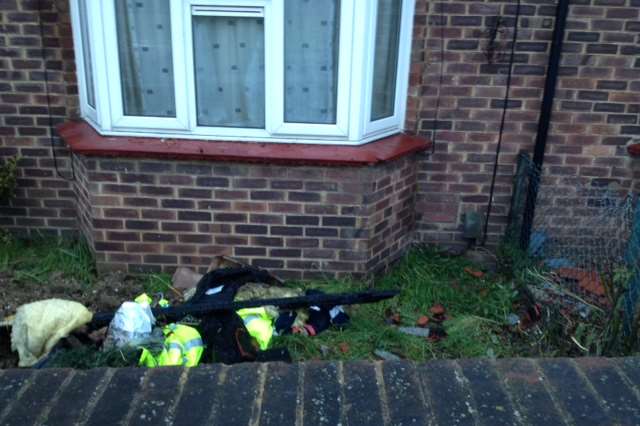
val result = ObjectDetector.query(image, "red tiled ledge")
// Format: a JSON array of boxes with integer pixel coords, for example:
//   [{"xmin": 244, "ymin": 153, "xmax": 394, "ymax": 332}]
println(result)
[{"xmin": 58, "ymin": 120, "xmax": 431, "ymax": 167}]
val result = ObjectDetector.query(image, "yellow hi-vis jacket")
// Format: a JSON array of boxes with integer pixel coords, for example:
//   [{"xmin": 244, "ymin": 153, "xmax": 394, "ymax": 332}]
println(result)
[
  {"xmin": 237, "ymin": 307, "xmax": 274, "ymax": 351},
  {"xmin": 139, "ymin": 324, "xmax": 203, "ymax": 368}
]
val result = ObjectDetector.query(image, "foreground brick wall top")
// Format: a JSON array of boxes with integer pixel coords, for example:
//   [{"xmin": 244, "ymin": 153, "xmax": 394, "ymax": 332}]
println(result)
[
  {"xmin": 409, "ymin": 0, "xmax": 640, "ymax": 247},
  {"xmin": 1, "ymin": 358, "xmax": 640, "ymax": 425}
]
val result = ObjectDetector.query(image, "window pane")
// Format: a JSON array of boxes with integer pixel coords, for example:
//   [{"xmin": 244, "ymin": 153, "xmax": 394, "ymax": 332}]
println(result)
[
  {"xmin": 115, "ymin": 0, "xmax": 175, "ymax": 117},
  {"xmin": 284, "ymin": 0, "xmax": 340, "ymax": 124},
  {"xmin": 78, "ymin": 0, "xmax": 95, "ymax": 108},
  {"xmin": 193, "ymin": 16, "xmax": 265, "ymax": 129},
  {"xmin": 371, "ymin": 0, "xmax": 402, "ymax": 121}
]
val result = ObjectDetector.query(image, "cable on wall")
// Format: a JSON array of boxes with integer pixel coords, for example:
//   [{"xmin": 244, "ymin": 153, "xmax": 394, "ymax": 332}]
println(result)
[
  {"xmin": 481, "ymin": 0, "xmax": 522, "ymax": 246},
  {"xmin": 429, "ymin": 0, "xmax": 446, "ymax": 155},
  {"xmin": 37, "ymin": 0, "xmax": 75, "ymax": 182}
]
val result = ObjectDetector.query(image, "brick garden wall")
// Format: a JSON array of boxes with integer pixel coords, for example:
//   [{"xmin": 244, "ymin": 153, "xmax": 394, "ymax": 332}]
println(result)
[
  {"xmin": 408, "ymin": 0, "xmax": 640, "ymax": 248},
  {"xmin": 73, "ymin": 155, "xmax": 418, "ymax": 278},
  {"xmin": 0, "ymin": 0, "xmax": 79, "ymax": 236}
]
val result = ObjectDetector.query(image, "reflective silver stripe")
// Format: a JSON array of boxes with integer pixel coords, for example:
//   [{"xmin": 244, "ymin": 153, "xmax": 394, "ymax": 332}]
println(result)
[
  {"xmin": 182, "ymin": 338, "xmax": 203, "ymax": 352},
  {"xmin": 242, "ymin": 314, "xmax": 261, "ymax": 326},
  {"xmin": 167, "ymin": 342, "xmax": 182, "ymax": 351}
]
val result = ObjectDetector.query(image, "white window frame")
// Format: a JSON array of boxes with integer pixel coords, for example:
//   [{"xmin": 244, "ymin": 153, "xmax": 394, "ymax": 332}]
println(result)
[
  {"xmin": 183, "ymin": 0, "xmax": 272, "ymax": 139},
  {"xmin": 71, "ymin": 0, "xmax": 416, "ymax": 146},
  {"xmin": 363, "ymin": 0, "xmax": 416, "ymax": 139},
  {"xmin": 70, "ymin": 0, "xmax": 98, "ymax": 125},
  {"xmin": 269, "ymin": 0, "xmax": 354, "ymax": 138},
  {"xmin": 101, "ymin": 0, "xmax": 189, "ymax": 131}
]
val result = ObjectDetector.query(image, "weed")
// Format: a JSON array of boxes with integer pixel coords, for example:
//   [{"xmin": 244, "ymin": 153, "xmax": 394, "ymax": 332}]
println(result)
[
  {"xmin": 47, "ymin": 346, "xmax": 140, "ymax": 369},
  {"xmin": 274, "ymin": 248, "xmax": 518, "ymax": 361},
  {"xmin": 141, "ymin": 273, "xmax": 173, "ymax": 296},
  {"xmin": 0, "ymin": 156, "xmax": 19, "ymax": 202},
  {"xmin": 0, "ymin": 237, "xmax": 96, "ymax": 284}
]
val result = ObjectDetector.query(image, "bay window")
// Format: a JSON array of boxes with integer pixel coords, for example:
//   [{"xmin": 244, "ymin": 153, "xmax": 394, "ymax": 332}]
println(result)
[{"xmin": 71, "ymin": 0, "xmax": 415, "ymax": 145}]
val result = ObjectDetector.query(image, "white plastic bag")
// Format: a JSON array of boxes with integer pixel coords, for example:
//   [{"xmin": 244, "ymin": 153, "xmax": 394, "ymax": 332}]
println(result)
[{"xmin": 103, "ymin": 301, "xmax": 156, "ymax": 349}]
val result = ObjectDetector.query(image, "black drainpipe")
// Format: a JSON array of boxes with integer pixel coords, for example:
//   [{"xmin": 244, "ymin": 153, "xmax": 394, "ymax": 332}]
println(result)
[{"xmin": 519, "ymin": 0, "xmax": 570, "ymax": 250}]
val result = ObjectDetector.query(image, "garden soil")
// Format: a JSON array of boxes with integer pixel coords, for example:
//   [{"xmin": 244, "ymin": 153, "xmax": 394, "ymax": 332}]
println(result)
[{"xmin": 0, "ymin": 271, "xmax": 158, "ymax": 369}]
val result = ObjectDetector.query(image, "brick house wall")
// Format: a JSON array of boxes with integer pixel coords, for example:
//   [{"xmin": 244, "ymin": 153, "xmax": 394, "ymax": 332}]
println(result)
[
  {"xmin": 408, "ymin": 0, "xmax": 640, "ymax": 248},
  {"xmin": 0, "ymin": 0, "xmax": 78, "ymax": 236},
  {"xmin": 73, "ymin": 154, "xmax": 418, "ymax": 278},
  {"xmin": 1, "ymin": 0, "xmax": 639, "ymax": 276}
]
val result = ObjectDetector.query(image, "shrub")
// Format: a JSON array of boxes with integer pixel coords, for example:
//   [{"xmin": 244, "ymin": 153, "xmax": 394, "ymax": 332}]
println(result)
[{"xmin": 0, "ymin": 156, "xmax": 19, "ymax": 202}]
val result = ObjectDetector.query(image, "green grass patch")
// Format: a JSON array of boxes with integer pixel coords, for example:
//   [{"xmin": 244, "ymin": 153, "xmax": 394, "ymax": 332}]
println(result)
[
  {"xmin": 140, "ymin": 273, "xmax": 173, "ymax": 296},
  {"xmin": 46, "ymin": 346, "xmax": 140, "ymax": 369},
  {"xmin": 274, "ymin": 248, "xmax": 518, "ymax": 361},
  {"xmin": 1, "ymin": 237, "xmax": 519, "ymax": 362},
  {"xmin": 0, "ymin": 236, "xmax": 96, "ymax": 284}
]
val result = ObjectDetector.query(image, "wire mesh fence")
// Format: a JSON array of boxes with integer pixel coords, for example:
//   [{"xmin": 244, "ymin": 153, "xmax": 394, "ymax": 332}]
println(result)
[{"xmin": 507, "ymin": 152, "xmax": 640, "ymax": 345}]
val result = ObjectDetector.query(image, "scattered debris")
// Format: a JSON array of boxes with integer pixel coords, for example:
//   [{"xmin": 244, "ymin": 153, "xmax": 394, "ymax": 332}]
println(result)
[
  {"xmin": 506, "ymin": 313, "xmax": 520, "ymax": 326},
  {"xmin": 398, "ymin": 327, "xmax": 430, "ymax": 338},
  {"xmin": 385, "ymin": 309, "xmax": 402, "ymax": 325},
  {"xmin": 3, "ymin": 254, "xmax": 398, "ymax": 369},
  {"xmin": 139, "ymin": 324, "xmax": 203, "ymax": 368},
  {"xmin": 374, "ymin": 349, "xmax": 401, "ymax": 361},
  {"xmin": 319, "ymin": 345, "xmax": 330, "ymax": 357},
  {"xmin": 0, "ymin": 316, "xmax": 14, "ymax": 328},
  {"xmin": 416, "ymin": 315, "xmax": 430, "ymax": 327},
  {"xmin": 428, "ymin": 327, "xmax": 448, "ymax": 343},
  {"xmin": 88, "ymin": 327, "xmax": 107, "ymax": 345},
  {"xmin": 103, "ymin": 300, "xmax": 157, "ymax": 350},
  {"xmin": 463, "ymin": 249, "xmax": 498, "ymax": 273},
  {"xmin": 464, "ymin": 267, "xmax": 485, "ymax": 279},
  {"xmin": 430, "ymin": 304, "xmax": 447, "ymax": 322},
  {"xmin": 556, "ymin": 268, "xmax": 605, "ymax": 297},
  {"xmin": 171, "ymin": 267, "xmax": 203, "ymax": 293},
  {"xmin": 11, "ymin": 299, "xmax": 92, "ymax": 367}
]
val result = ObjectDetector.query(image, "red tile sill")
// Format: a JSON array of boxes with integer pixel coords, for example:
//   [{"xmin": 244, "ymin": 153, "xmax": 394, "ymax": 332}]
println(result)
[{"xmin": 58, "ymin": 120, "xmax": 431, "ymax": 167}]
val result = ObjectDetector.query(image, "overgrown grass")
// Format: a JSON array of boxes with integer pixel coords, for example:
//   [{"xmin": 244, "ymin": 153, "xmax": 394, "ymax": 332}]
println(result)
[
  {"xmin": 0, "ymin": 236, "xmax": 96, "ymax": 284},
  {"xmin": 1, "ymin": 236, "xmax": 520, "ymax": 362},
  {"xmin": 274, "ymin": 248, "xmax": 518, "ymax": 361},
  {"xmin": 140, "ymin": 273, "xmax": 173, "ymax": 295}
]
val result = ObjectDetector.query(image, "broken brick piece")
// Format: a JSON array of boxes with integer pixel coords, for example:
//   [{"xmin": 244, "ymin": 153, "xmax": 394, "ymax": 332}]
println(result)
[
  {"xmin": 430, "ymin": 304, "xmax": 446, "ymax": 316},
  {"xmin": 464, "ymin": 267, "xmax": 485, "ymax": 279},
  {"xmin": 416, "ymin": 316, "xmax": 430, "ymax": 327},
  {"xmin": 557, "ymin": 268, "xmax": 605, "ymax": 297}
]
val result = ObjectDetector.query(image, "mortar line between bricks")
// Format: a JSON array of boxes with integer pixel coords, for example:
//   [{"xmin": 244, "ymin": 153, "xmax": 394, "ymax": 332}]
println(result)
[
  {"xmin": 529, "ymin": 359, "xmax": 574, "ymax": 426},
  {"xmin": 497, "ymin": 363, "xmax": 536, "ymax": 426},
  {"xmin": 76, "ymin": 368, "xmax": 115, "ymax": 426},
  {"xmin": 164, "ymin": 368, "xmax": 189, "ymax": 424},
  {"xmin": 294, "ymin": 363, "xmax": 305, "ymax": 426},
  {"xmin": 248, "ymin": 363, "xmax": 268, "ymax": 426},
  {"xmin": 451, "ymin": 360, "xmax": 480, "ymax": 425},
  {"xmin": 611, "ymin": 363, "xmax": 640, "ymax": 404},
  {"xmin": 567, "ymin": 359, "xmax": 612, "ymax": 415},
  {"xmin": 121, "ymin": 369, "xmax": 151, "ymax": 426},
  {"xmin": 413, "ymin": 361, "xmax": 437, "ymax": 426},
  {"xmin": 488, "ymin": 359, "xmax": 525, "ymax": 426},
  {"xmin": 0, "ymin": 369, "xmax": 35, "ymax": 425},
  {"xmin": 373, "ymin": 362, "xmax": 391, "ymax": 426},
  {"xmin": 206, "ymin": 365, "xmax": 229, "ymax": 424},
  {"xmin": 36, "ymin": 370, "xmax": 77, "ymax": 426},
  {"xmin": 336, "ymin": 361, "xmax": 348, "ymax": 425}
]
